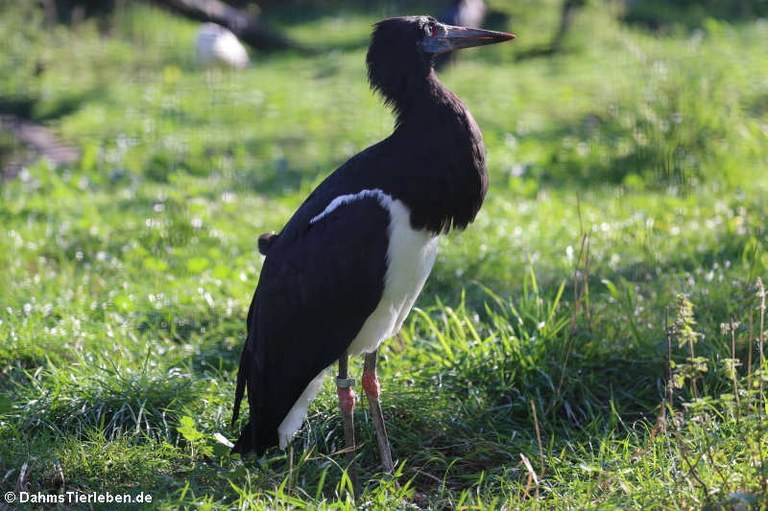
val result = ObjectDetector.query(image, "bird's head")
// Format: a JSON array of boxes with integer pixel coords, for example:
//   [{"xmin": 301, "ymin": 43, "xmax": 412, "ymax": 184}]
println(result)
[{"xmin": 367, "ymin": 16, "xmax": 514, "ymax": 108}]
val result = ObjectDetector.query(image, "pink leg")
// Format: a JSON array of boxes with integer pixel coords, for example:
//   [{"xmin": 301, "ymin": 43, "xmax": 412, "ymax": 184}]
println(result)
[
  {"xmin": 363, "ymin": 350, "xmax": 394, "ymax": 472},
  {"xmin": 337, "ymin": 352, "xmax": 358, "ymax": 494}
]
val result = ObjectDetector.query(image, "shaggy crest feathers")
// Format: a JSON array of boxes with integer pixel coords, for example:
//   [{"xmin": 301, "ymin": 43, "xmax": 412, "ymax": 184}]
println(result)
[{"xmin": 367, "ymin": 17, "xmax": 439, "ymax": 123}]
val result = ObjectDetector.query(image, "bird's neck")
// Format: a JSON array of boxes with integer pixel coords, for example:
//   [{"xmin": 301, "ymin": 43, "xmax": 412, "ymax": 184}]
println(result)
[
  {"xmin": 393, "ymin": 71, "xmax": 465, "ymax": 127},
  {"xmin": 386, "ymin": 71, "xmax": 488, "ymax": 234}
]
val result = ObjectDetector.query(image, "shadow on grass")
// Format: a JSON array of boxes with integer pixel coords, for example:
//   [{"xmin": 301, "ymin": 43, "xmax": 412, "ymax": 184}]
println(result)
[{"xmin": 12, "ymin": 362, "xmax": 203, "ymax": 442}]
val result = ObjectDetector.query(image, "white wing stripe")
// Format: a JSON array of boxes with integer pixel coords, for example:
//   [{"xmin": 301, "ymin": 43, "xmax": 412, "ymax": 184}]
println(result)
[{"xmin": 309, "ymin": 188, "xmax": 394, "ymax": 224}]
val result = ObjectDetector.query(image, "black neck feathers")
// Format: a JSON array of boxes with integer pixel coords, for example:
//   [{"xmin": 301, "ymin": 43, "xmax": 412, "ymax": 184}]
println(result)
[{"xmin": 365, "ymin": 16, "xmax": 489, "ymax": 233}]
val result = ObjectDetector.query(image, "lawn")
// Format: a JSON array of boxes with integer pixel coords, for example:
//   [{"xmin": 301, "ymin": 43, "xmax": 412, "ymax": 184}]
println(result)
[{"xmin": 1, "ymin": 0, "xmax": 768, "ymax": 509}]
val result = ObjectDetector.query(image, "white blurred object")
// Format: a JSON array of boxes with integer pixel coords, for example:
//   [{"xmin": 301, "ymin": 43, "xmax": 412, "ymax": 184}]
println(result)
[
  {"xmin": 196, "ymin": 22, "xmax": 249, "ymax": 69},
  {"xmin": 440, "ymin": 0, "xmax": 487, "ymax": 29}
]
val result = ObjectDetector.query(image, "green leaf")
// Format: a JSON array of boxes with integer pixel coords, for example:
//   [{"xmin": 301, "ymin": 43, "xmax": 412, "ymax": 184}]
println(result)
[{"xmin": 177, "ymin": 416, "xmax": 204, "ymax": 443}]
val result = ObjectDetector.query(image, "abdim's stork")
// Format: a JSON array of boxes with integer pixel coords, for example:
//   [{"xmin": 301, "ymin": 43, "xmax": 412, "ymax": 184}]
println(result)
[{"xmin": 231, "ymin": 16, "xmax": 514, "ymax": 472}]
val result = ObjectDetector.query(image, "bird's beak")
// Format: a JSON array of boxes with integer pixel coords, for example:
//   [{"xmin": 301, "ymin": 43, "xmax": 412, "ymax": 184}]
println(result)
[{"xmin": 421, "ymin": 24, "xmax": 515, "ymax": 55}]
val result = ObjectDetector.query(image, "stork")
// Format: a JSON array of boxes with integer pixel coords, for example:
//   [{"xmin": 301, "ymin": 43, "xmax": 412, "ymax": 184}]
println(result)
[{"xmin": 231, "ymin": 16, "xmax": 514, "ymax": 478}]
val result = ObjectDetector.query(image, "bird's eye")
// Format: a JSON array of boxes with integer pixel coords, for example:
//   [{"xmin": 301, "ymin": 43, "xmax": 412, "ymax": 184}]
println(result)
[{"xmin": 426, "ymin": 23, "xmax": 439, "ymax": 37}]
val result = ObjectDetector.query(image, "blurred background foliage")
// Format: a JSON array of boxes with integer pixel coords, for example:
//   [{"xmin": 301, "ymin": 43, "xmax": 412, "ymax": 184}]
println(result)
[{"xmin": 2, "ymin": 0, "xmax": 767, "ymax": 190}]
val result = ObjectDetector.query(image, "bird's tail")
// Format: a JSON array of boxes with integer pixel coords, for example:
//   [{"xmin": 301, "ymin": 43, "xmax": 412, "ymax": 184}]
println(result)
[
  {"xmin": 231, "ymin": 327, "xmax": 279, "ymax": 456},
  {"xmin": 231, "ymin": 341, "xmax": 249, "ymax": 428},
  {"xmin": 232, "ymin": 423, "xmax": 254, "ymax": 455},
  {"xmin": 231, "ymin": 339, "xmax": 254, "ymax": 454}
]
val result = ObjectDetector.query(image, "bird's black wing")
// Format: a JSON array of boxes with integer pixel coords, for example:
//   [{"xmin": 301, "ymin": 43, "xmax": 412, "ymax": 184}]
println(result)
[{"xmin": 232, "ymin": 194, "xmax": 390, "ymax": 455}]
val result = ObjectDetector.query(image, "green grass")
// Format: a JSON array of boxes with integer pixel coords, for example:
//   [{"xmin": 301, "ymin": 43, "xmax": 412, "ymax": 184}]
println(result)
[{"xmin": 1, "ymin": 0, "xmax": 768, "ymax": 509}]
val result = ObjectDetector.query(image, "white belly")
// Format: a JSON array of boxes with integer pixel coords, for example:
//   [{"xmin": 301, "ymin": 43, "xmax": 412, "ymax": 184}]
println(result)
[
  {"xmin": 347, "ymin": 198, "xmax": 438, "ymax": 355},
  {"xmin": 277, "ymin": 190, "xmax": 437, "ymax": 448}
]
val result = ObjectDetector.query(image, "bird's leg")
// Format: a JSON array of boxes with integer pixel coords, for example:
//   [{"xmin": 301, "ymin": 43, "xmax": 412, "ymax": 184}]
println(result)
[
  {"xmin": 362, "ymin": 350, "xmax": 394, "ymax": 472},
  {"xmin": 336, "ymin": 351, "xmax": 358, "ymax": 493}
]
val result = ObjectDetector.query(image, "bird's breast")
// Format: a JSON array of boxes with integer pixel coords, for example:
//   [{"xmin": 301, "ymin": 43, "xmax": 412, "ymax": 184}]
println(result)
[{"xmin": 345, "ymin": 193, "xmax": 438, "ymax": 355}]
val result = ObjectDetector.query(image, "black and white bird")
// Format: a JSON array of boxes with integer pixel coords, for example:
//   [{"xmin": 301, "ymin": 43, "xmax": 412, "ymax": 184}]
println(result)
[{"xmin": 231, "ymin": 16, "xmax": 514, "ymax": 472}]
